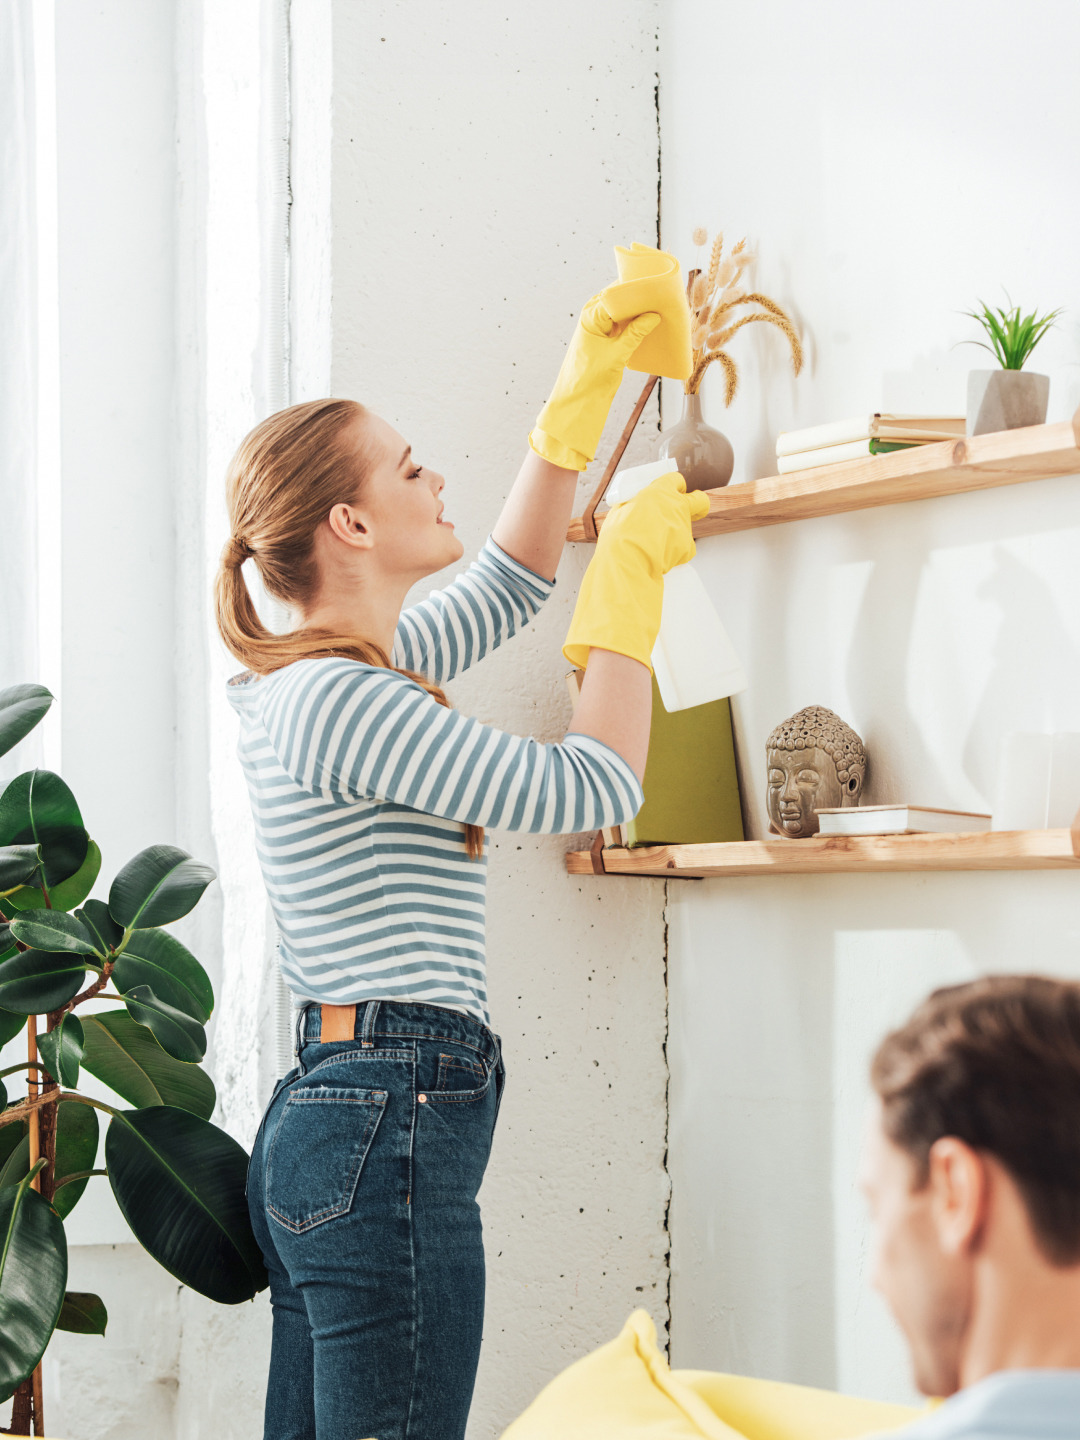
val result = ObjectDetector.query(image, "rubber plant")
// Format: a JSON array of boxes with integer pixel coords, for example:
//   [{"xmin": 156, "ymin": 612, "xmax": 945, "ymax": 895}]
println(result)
[{"xmin": 0, "ymin": 684, "xmax": 266, "ymax": 1435}]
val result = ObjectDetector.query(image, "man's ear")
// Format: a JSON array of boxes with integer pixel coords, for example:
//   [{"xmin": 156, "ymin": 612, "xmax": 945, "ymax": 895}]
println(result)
[
  {"xmin": 927, "ymin": 1137, "xmax": 988, "ymax": 1257},
  {"xmin": 326, "ymin": 502, "xmax": 374, "ymax": 550}
]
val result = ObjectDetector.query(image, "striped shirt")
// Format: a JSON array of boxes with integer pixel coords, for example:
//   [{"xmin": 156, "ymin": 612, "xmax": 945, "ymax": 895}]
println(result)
[{"xmin": 226, "ymin": 539, "xmax": 643, "ymax": 1022}]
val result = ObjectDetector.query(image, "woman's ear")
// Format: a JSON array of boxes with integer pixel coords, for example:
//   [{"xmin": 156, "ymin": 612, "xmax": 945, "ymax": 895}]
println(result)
[{"xmin": 326, "ymin": 502, "xmax": 374, "ymax": 550}]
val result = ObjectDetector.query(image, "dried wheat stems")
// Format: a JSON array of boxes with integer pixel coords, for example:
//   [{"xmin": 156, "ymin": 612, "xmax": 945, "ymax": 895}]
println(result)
[{"xmin": 685, "ymin": 228, "xmax": 802, "ymax": 403}]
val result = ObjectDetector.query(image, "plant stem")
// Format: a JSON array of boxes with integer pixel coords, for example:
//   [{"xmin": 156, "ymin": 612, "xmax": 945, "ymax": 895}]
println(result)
[
  {"xmin": 69, "ymin": 960, "xmax": 113, "ymax": 1011},
  {"xmin": 0, "ymin": 1062, "xmax": 48, "ymax": 1081},
  {"xmin": 52, "ymin": 1168, "xmax": 108, "ymax": 1190}
]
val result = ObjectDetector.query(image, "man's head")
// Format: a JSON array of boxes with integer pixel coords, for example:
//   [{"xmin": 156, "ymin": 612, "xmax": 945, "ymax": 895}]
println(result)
[{"xmin": 861, "ymin": 975, "xmax": 1080, "ymax": 1397}]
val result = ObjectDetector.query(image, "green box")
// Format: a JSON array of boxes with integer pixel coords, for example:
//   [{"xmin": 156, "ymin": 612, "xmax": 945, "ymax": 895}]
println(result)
[{"xmin": 624, "ymin": 678, "xmax": 745, "ymax": 847}]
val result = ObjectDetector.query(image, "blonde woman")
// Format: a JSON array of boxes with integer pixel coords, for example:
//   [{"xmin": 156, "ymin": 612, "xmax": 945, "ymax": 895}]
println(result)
[{"xmin": 214, "ymin": 291, "xmax": 705, "ymax": 1440}]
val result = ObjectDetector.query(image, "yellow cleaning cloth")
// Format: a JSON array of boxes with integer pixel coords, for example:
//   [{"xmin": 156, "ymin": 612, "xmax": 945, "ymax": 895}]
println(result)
[
  {"xmin": 601, "ymin": 243, "xmax": 694, "ymax": 380},
  {"xmin": 502, "ymin": 1310, "xmax": 921, "ymax": 1440}
]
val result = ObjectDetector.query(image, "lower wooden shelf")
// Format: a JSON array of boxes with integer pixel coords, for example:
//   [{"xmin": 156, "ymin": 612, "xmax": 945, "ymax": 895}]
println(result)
[{"xmin": 566, "ymin": 827, "xmax": 1080, "ymax": 879}]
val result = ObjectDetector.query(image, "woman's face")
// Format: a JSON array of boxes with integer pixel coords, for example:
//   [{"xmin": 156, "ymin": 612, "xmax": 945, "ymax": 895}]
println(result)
[{"xmin": 351, "ymin": 413, "xmax": 465, "ymax": 582}]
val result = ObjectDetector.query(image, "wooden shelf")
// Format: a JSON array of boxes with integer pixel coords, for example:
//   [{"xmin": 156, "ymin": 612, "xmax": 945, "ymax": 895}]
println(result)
[
  {"xmin": 566, "ymin": 416, "xmax": 1080, "ymax": 543},
  {"xmin": 566, "ymin": 827, "xmax": 1080, "ymax": 879}
]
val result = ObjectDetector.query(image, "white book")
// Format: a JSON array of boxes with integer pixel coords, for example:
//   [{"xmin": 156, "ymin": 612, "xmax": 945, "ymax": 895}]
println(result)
[
  {"xmin": 776, "ymin": 438, "xmax": 922, "ymax": 474},
  {"xmin": 815, "ymin": 805, "xmax": 992, "ymax": 837},
  {"xmin": 776, "ymin": 414, "xmax": 965, "ymax": 458}
]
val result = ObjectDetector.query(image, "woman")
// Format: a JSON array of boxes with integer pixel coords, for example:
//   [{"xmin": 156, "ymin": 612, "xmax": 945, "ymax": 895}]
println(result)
[{"xmin": 214, "ymin": 283, "xmax": 706, "ymax": 1440}]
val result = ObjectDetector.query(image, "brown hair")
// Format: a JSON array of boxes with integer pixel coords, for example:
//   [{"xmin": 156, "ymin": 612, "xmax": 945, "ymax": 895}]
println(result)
[
  {"xmin": 214, "ymin": 398, "xmax": 483, "ymax": 859},
  {"xmin": 871, "ymin": 975, "xmax": 1080, "ymax": 1264}
]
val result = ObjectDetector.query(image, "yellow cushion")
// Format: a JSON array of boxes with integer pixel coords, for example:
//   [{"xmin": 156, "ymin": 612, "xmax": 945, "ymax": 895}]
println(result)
[
  {"xmin": 502, "ymin": 1310, "xmax": 920, "ymax": 1440},
  {"xmin": 601, "ymin": 244, "xmax": 693, "ymax": 381}
]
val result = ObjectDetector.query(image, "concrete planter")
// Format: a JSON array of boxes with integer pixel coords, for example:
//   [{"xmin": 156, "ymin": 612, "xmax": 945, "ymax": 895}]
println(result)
[{"xmin": 966, "ymin": 369, "xmax": 1050, "ymax": 436}]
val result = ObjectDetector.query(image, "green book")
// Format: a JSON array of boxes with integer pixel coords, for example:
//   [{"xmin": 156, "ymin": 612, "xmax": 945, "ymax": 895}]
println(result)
[{"xmin": 624, "ymin": 677, "xmax": 745, "ymax": 847}]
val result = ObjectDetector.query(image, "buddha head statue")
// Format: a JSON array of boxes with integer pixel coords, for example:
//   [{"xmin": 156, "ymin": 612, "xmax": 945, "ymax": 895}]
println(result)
[{"xmin": 766, "ymin": 705, "xmax": 867, "ymax": 838}]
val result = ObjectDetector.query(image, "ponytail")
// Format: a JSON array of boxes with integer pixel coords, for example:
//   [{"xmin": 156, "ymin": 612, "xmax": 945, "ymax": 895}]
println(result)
[{"xmin": 214, "ymin": 399, "xmax": 484, "ymax": 860}]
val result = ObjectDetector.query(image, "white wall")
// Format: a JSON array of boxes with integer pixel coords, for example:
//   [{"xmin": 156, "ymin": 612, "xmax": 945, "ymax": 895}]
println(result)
[
  {"xmin": 660, "ymin": 0, "xmax": 1080, "ymax": 1403},
  {"xmin": 328, "ymin": 5, "xmax": 669, "ymax": 1433}
]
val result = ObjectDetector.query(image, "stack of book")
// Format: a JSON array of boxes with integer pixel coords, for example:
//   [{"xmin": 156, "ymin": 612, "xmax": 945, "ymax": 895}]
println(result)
[{"xmin": 775, "ymin": 414, "xmax": 966, "ymax": 475}]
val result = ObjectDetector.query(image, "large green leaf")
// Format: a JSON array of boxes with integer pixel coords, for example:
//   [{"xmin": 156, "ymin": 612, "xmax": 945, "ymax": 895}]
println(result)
[
  {"xmin": 10, "ymin": 909, "xmax": 96, "ymax": 955},
  {"xmin": 0, "ymin": 847, "xmax": 41, "ymax": 894},
  {"xmin": 6, "ymin": 840, "xmax": 102, "ymax": 914},
  {"xmin": 0, "ymin": 950, "xmax": 86, "ymax": 1014},
  {"xmin": 0, "ymin": 771, "xmax": 87, "ymax": 889},
  {"xmin": 0, "ymin": 1106, "xmax": 99, "ymax": 1221},
  {"xmin": 123, "ymin": 987, "xmax": 206, "ymax": 1063},
  {"xmin": 112, "ymin": 928, "xmax": 213, "ymax": 1023},
  {"xmin": 0, "ymin": 687, "xmax": 52, "ymax": 762},
  {"xmin": 76, "ymin": 898, "xmax": 124, "ymax": 956},
  {"xmin": 0, "ymin": 1166, "xmax": 68, "ymax": 1400},
  {"xmin": 56, "ymin": 1290, "xmax": 107, "ymax": 1336},
  {"xmin": 106, "ymin": 1107, "xmax": 266, "ymax": 1304},
  {"xmin": 56, "ymin": 1290, "xmax": 107, "ymax": 1337},
  {"xmin": 0, "ymin": 1008, "xmax": 26, "ymax": 1050},
  {"xmin": 80, "ymin": 1011, "xmax": 215, "ymax": 1119},
  {"xmin": 109, "ymin": 845, "xmax": 216, "ymax": 930},
  {"xmin": 38, "ymin": 1013, "xmax": 85, "ymax": 1089},
  {"xmin": 52, "ymin": 1102, "xmax": 100, "ymax": 1220}
]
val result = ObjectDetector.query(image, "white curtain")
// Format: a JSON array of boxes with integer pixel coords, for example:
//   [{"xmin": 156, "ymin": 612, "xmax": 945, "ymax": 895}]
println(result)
[{"xmin": 0, "ymin": 0, "xmax": 40, "ymax": 743}]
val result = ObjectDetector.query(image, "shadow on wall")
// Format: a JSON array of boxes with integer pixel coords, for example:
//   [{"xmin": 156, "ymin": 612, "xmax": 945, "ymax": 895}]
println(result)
[{"xmin": 963, "ymin": 547, "xmax": 1080, "ymax": 798}]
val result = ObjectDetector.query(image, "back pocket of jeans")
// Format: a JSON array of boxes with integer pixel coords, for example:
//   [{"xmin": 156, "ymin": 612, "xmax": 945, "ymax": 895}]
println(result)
[
  {"xmin": 265, "ymin": 1085, "xmax": 387, "ymax": 1234},
  {"xmin": 430, "ymin": 1053, "xmax": 490, "ymax": 1104}
]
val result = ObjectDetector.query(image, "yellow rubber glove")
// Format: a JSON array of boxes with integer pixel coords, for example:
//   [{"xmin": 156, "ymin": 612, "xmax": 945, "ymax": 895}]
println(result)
[
  {"xmin": 530, "ymin": 302, "xmax": 661, "ymax": 471},
  {"xmin": 563, "ymin": 473, "xmax": 711, "ymax": 671}
]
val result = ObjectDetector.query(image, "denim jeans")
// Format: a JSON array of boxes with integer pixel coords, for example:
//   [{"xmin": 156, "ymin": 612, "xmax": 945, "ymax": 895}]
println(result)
[{"xmin": 247, "ymin": 999, "xmax": 505, "ymax": 1440}]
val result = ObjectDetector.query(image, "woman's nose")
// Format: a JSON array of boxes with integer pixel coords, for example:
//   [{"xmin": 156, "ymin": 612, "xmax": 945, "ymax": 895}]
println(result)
[{"xmin": 427, "ymin": 468, "xmax": 445, "ymax": 496}]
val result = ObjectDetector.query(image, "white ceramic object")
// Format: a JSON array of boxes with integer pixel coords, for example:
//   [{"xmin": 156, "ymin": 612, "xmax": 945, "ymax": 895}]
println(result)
[
  {"xmin": 602, "ymin": 460, "xmax": 748, "ymax": 712},
  {"xmin": 992, "ymin": 731, "xmax": 1080, "ymax": 830}
]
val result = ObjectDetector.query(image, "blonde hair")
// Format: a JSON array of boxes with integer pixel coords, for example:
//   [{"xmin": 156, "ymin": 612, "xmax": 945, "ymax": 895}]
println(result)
[{"xmin": 214, "ymin": 398, "xmax": 484, "ymax": 859}]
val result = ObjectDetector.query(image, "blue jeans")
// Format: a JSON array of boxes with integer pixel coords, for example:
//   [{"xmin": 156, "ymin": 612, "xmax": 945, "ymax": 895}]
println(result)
[{"xmin": 247, "ymin": 999, "xmax": 505, "ymax": 1440}]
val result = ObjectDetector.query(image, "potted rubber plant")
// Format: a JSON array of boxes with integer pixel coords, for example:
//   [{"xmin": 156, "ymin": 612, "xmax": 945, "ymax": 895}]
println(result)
[
  {"xmin": 962, "ymin": 297, "xmax": 1062, "ymax": 435},
  {"xmin": 0, "ymin": 684, "xmax": 266, "ymax": 1435}
]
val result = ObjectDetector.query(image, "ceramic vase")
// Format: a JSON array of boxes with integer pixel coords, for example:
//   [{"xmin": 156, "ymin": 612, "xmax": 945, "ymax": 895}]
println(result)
[
  {"xmin": 655, "ymin": 392, "xmax": 735, "ymax": 491},
  {"xmin": 966, "ymin": 370, "xmax": 1050, "ymax": 436}
]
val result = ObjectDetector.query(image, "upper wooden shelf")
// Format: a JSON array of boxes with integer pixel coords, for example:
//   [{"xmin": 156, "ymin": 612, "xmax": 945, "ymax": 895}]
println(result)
[
  {"xmin": 566, "ymin": 827, "xmax": 1080, "ymax": 879},
  {"xmin": 566, "ymin": 416, "xmax": 1080, "ymax": 543}
]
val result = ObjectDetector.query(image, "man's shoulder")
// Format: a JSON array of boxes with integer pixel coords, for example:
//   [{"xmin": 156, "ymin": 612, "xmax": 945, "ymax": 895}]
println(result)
[{"xmin": 897, "ymin": 1371, "xmax": 1080, "ymax": 1440}]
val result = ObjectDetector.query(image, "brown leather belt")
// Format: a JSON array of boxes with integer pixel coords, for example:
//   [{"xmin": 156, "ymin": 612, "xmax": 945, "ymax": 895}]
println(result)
[{"xmin": 320, "ymin": 1003, "xmax": 357, "ymax": 1041}]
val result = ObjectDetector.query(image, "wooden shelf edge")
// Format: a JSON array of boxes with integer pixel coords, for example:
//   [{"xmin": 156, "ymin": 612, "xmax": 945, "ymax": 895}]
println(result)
[
  {"xmin": 566, "ymin": 828, "xmax": 1080, "ymax": 879},
  {"xmin": 566, "ymin": 417, "xmax": 1080, "ymax": 543}
]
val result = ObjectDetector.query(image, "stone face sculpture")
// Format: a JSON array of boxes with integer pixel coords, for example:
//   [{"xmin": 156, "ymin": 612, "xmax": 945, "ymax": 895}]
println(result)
[{"xmin": 766, "ymin": 705, "xmax": 866, "ymax": 838}]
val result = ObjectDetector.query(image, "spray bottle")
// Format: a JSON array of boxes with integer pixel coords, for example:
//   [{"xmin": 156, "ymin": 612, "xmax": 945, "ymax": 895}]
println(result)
[{"xmin": 602, "ymin": 458, "xmax": 748, "ymax": 713}]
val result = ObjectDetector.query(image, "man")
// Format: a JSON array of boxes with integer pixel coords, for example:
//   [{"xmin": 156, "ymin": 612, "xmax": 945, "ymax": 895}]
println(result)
[{"xmin": 863, "ymin": 974, "xmax": 1080, "ymax": 1436}]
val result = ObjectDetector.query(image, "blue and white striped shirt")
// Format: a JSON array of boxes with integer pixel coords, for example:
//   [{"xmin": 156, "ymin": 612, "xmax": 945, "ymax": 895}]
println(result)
[{"xmin": 226, "ymin": 539, "xmax": 643, "ymax": 1022}]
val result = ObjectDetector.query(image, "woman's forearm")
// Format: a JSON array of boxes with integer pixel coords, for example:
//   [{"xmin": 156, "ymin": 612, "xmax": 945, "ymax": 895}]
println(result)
[
  {"xmin": 567, "ymin": 648, "xmax": 652, "ymax": 780},
  {"xmin": 490, "ymin": 450, "xmax": 580, "ymax": 583}
]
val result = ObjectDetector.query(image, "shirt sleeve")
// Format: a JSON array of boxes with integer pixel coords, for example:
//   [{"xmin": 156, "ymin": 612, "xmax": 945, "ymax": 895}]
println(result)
[
  {"xmin": 391, "ymin": 537, "xmax": 554, "ymax": 685},
  {"xmin": 264, "ymin": 657, "xmax": 643, "ymax": 834}
]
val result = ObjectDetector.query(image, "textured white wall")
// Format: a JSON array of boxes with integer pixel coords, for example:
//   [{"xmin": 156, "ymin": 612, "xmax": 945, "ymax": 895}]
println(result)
[
  {"xmin": 660, "ymin": 0, "xmax": 1080, "ymax": 1403},
  {"xmin": 329, "ymin": 4, "xmax": 668, "ymax": 1434}
]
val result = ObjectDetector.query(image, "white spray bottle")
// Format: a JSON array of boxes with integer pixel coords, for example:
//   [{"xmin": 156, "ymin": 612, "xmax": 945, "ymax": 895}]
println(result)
[{"xmin": 602, "ymin": 459, "xmax": 748, "ymax": 712}]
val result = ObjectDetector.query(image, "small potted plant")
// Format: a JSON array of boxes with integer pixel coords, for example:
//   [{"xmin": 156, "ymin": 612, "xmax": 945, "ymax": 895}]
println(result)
[{"xmin": 962, "ymin": 297, "xmax": 1062, "ymax": 436}]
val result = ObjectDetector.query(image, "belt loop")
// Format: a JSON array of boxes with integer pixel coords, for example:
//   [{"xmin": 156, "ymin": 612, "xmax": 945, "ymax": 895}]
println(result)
[{"xmin": 361, "ymin": 1000, "xmax": 381, "ymax": 1047}]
